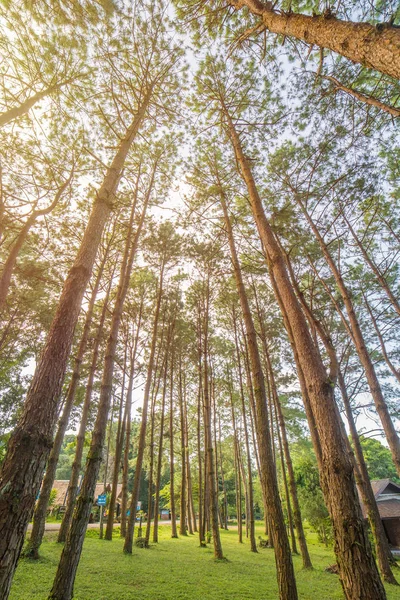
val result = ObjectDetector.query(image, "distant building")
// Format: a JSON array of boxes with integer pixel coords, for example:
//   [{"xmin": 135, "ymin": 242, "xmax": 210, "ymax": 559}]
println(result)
[
  {"xmin": 50, "ymin": 480, "xmax": 123, "ymax": 506},
  {"xmin": 358, "ymin": 479, "xmax": 400, "ymax": 547}
]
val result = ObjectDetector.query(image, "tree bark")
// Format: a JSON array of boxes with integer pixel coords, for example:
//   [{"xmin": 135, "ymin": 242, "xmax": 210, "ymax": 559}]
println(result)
[
  {"xmin": 296, "ymin": 196, "xmax": 400, "ymax": 475},
  {"xmin": 0, "ymin": 95, "xmax": 151, "ymax": 600},
  {"xmin": 48, "ymin": 163, "xmax": 151, "ymax": 600},
  {"xmin": 224, "ymin": 110, "xmax": 386, "ymax": 600},
  {"xmin": 57, "ymin": 266, "xmax": 115, "ymax": 543},
  {"xmin": 24, "ymin": 247, "xmax": 107, "ymax": 558},
  {"xmin": 202, "ymin": 274, "xmax": 224, "ymax": 559},
  {"xmin": 229, "ymin": 0, "xmax": 400, "ymax": 80},
  {"xmin": 220, "ymin": 190, "xmax": 296, "ymax": 595},
  {"xmin": 124, "ymin": 263, "xmax": 165, "ymax": 554},
  {"xmin": 169, "ymin": 344, "xmax": 178, "ymax": 539}
]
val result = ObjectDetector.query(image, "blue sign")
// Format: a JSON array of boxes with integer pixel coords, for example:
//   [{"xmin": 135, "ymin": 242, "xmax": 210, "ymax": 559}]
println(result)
[{"xmin": 97, "ymin": 494, "xmax": 107, "ymax": 506}]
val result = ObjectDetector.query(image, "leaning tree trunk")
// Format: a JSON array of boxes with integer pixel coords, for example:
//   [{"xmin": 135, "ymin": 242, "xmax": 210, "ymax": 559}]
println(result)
[
  {"xmin": 227, "ymin": 0, "xmax": 400, "ymax": 80},
  {"xmin": 124, "ymin": 262, "xmax": 165, "ymax": 554},
  {"xmin": 263, "ymin": 338, "xmax": 312, "ymax": 569},
  {"xmin": 24, "ymin": 248, "xmax": 107, "ymax": 558},
  {"xmin": 220, "ymin": 191, "xmax": 296, "ymax": 596},
  {"xmin": 224, "ymin": 110, "xmax": 386, "ymax": 600},
  {"xmin": 338, "ymin": 370, "xmax": 398, "ymax": 585},
  {"xmin": 120, "ymin": 302, "xmax": 143, "ymax": 538},
  {"xmin": 0, "ymin": 95, "xmax": 151, "ymax": 600},
  {"xmin": 296, "ymin": 196, "xmax": 400, "ymax": 476},
  {"xmin": 49, "ymin": 165, "xmax": 151, "ymax": 600},
  {"xmin": 0, "ymin": 176, "xmax": 71, "ymax": 312},
  {"xmin": 57, "ymin": 267, "xmax": 114, "ymax": 543}
]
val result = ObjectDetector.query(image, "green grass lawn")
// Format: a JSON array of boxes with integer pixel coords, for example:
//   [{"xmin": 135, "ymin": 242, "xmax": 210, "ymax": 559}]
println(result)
[{"xmin": 10, "ymin": 525, "xmax": 400, "ymax": 600}]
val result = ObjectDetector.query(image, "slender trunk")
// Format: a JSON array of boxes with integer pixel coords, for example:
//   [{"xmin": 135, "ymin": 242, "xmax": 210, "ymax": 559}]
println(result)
[
  {"xmin": 197, "ymin": 339, "xmax": 205, "ymax": 546},
  {"xmin": 104, "ymin": 349, "xmax": 128, "ymax": 541},
  {"xmin": 179, "ymin": 355, "xmax": 187, "ymax": 536},
  {"xmin": 169, "ymin": 345, "xmax": 178, "ymax": 539},
  {"xmin": 220, "ymin": 191, "xmax": 295, "ymax": 592},
  {"xmin": 297, "ymin": 196, "xmax": 400, "ymax": 475},
  {"xmin": 0, "ymin": 96, "xmax": 150, "ymax": 600},
  {"xmin": 0, "ymin": 178, "xmax": 71, "ymax": 312},
  {"xmin": 25, "ymin": 250, "xmax": 107, "ymax": 558},
  {"xmin": 224, "ymin": 112, "xmax": 385, "ymax": 600},
  {"xmin": 145, "ymin": 392, "xmax": 157, "ymax": 545},
  {"xmin": 121, "ymin": 304, "xmax": 143, "ymax": 538},
  {"xmin": 153, "ymin": 336, "xmax": 170, "ymax": 543},
  {"xmin": 218, "ymin": 417, "xmax": 228, "ymax": 530},
  {"xmin": 57, "ymin": 271, "xmax": 114, "ymax": 543},
  {"xmin": 203, "ymin": 275, "xmax": 224, "ymax": 559},
  {"xmin": 229, "ymin": 385, "xmax": 243, "ymax": 543},
  {"xmin": 124, "ymin": 263, "xmax": 165, "ymax": 554},
  {"xmin": 49, "ymin": 163, "xmax": 151, "ymax": 600},
  {"xmin": 228, "ymin": 0, "xmax": 400, "ymax": 79},
  {"xmin": 338, "ymin": 370, "xmax": 398, "ymax": 585},
  {"xmin": 0, "ymin": 81, "xmax": 72, "ymax": 127}
]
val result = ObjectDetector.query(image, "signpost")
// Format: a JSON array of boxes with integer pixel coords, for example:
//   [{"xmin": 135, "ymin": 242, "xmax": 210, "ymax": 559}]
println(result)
[{"xmin": 97, "ymin": 494, "xmax": 107, "ymax": 538}]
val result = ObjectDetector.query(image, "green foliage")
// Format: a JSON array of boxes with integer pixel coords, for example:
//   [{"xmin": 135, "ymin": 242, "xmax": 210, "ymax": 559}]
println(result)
[{"xmin": 359, "ymin": 437, "xmax": 400, "ymax": 484}]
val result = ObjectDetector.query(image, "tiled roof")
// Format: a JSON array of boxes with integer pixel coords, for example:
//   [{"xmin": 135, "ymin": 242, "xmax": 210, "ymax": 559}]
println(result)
[
  {"xmin": 377, "ymin": 499, "xmax": 400, "ymax": 520},
  {"xmin": 357, "ymin": 479, "xmax": 400, "ymax": 520}
]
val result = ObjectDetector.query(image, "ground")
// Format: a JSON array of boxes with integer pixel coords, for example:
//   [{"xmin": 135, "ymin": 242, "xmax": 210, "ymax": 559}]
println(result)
[{"xmin": 11, "ymin": 525, "xmax": 400, "ymax": 599}]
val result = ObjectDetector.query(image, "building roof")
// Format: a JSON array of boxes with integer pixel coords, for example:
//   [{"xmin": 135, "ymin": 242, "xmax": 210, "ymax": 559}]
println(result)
[
  {"xmin": 49, "ymin": 480, "xmax": 123, "ymax": 506},
  {"xmin": 358, "ymin": 479, "xmax": 400, "ymax": 520}
]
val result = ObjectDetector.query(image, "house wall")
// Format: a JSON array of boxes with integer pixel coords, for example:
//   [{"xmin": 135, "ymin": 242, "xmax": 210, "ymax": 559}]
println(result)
[{"xmin": 383, "ymin": 519, "xmax": 400, "ymax": 547}]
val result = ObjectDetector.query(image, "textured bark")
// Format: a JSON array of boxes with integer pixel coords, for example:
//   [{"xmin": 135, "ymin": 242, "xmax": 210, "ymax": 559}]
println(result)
[
  {"xmin": 25, "ymin": 250, "xmax": 107, "ymax": 558},
  {"xmin": 224, "ymin": 111, "xmax": 386, "ymax": 600},
  {"xmin": 0, "ymin": 176, "xmax": 71, "ymax": 312},
  {"xmin": 264, "ymin": 343, "xmax": 312, "ymax": 568},
  {"xmin": 123, "ymin": 264, "xmax": 164, "ymax": 554},
  {"xmin": 229, "ymin": 0, "xmax": 400, "ymax": 80},
  {"xmin": 49, "ymin": 165, "xmax": 150, "ymax": 600},
  {"xmin": 297, "ymin": 197, "xmax": 400, "ymax": 476},
  {"xmin": 57, "ymin": 271, "xmax": 114, "ymax": 543},
  {"xmin": 338, "ymin": 371, "xmax": 398, "ymax": 585},
  {"xmin": 196, "ymin": 335, "xmax": 206, "ymax": 546},
  {"xmin": 220, "ymin": 191, "xmax": 296, "ymax": 595},
  {"xmin": 0, "ymin": 97, "xmax": 150, "ymax": 600}
]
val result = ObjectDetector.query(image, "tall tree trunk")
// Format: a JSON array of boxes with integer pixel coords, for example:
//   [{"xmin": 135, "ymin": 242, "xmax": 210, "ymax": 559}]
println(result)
[
  {"xmin": 227, "ymin": 0, "xmax": 400, "ymax": 79},
  {"xmin": 153, "ymin": 332, "xmax": 170, "ymax": 543},
  {"xmin": 296, "ymin": 196, "xmax": 400, "ymax": 475},
  {"xmin": 48, "ymin": 164, "xmax": 151, "ymax": 600},
  {"xmin": 57, "ymin": 268, "xmax": 115, "ymax": 544},
  {"xmin": 0, "ymin": 96, "xmax": 151, "ymax": 600},
  {"xmin": 124, "ymin": 262, "xmax": 165, "ymax": 554},
  {"xmin": 264, "ymin": 339, "xmax": 312, "ymax": 568},
  {"xmin": 120, "ymin": 304, "xmax": 143, "ymax": 538},
  {"xmin": 104, "ymin": 348, "xmax": 128, "ymax": 541},
  {"xmin": 197, "ymin": 335, "xmax": 205, "ymax": 547},
  {"xmin": 25, "ymin": 248, "xmax": 107, "ymax": 558},
  {"xmin": 338, "ymin": 370, "xmax": 398, "ymax": 585},
  {"xmin": 219, "ymin": 191, "xmax": 295, "ymax": 595},
  {"xmin": 218, "ymin": 416, "xmax": 228, "ymax": 531},
  {"xmin": 202, "ymin": 275, "xmax": 224, "ymax": 559},
  {"xmin": 178, "ymin": 355, "xmax": 188, "ymax": 536},
  {"xmin": 224, "ymin": 112, "xmax": 385, "ymax": 600},
  {"xmin": 229, "ymin": 384, "xmax": 243, "ymax": 543},
  {"xmin": 169, "ymin": 345, "xmax": 178, "ymax": 539}
]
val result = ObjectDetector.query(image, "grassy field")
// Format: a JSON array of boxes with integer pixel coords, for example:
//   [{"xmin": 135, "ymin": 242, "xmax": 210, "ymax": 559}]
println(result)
[{"xmin": 10, "ymin": 525, "xmax": 400, "ymax": 600}]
